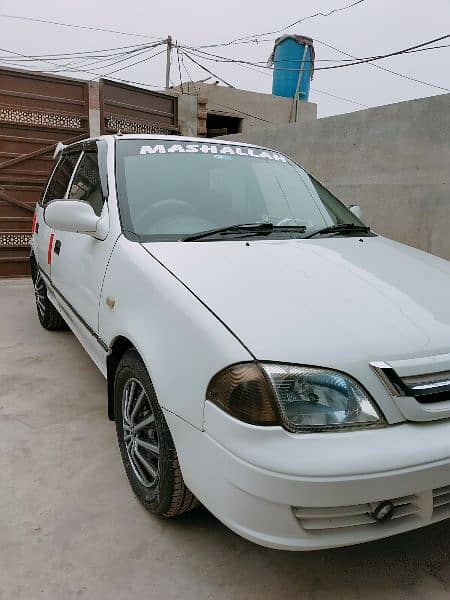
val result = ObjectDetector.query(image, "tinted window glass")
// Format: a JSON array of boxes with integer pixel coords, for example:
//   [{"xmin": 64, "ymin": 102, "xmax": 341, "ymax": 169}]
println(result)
[
  {"xmin": 42, "ymin": 152, "xmax": 81, "ymax": 206},
  {"xmin": 68, "ymin": 151, "xmax": 104, "ymax": 216}
]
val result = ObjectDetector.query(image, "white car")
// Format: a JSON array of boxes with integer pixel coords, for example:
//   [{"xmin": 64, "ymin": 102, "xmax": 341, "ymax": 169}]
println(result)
[{"xmin": 31, "ymin": 134, "xmax": 450, "ymax": 550}]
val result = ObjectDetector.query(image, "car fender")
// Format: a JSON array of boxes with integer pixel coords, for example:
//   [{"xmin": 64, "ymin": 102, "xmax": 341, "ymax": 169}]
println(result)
[{"xmin": 99, "ymin": 235, "xmax": 253, "ymax": 430}]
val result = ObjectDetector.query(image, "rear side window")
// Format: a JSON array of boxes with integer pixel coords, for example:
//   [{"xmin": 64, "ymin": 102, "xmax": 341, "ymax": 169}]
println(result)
[
  {"xmin": 67, "ymin": 151, "xmax": 103, "ymax": 216},
  {"xmin": 41, "ymin": 152, "xmax": 81, "ymax": 207}
]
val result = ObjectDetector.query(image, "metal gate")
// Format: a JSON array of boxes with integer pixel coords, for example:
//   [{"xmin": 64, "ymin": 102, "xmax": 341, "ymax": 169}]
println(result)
[
  {"xmin": 0, "ymin": 68, "xmax": 89, "ymax": 277},
  {"xmin": 99, "ymin": 79, "xmax": 178, "ymax": 135}
]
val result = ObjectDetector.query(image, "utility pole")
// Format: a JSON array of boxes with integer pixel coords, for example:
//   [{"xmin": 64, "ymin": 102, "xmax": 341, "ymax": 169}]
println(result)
[
  {"xmin": 165, "ymin": 35, "xmax": 173, "ymax": 89},
  {"xmin": 290, "ymin": 44, "xmax": 308, "ymax": 123}
]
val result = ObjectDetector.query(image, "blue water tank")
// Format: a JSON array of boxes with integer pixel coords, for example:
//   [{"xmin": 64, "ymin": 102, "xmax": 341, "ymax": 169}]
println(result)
[{"xmin": 271, "ymin": 35, "xmax": 315, "ymax": 101}]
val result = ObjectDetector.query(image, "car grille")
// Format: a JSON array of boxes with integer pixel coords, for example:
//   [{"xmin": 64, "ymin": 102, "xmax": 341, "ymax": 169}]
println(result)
[
  {"xmin": 293, "ymin": 494, "xmax": 420, "ymax": 533},
  {"xmin": 433, "ymin": 485, "xmax": 450, "ymax": 516},
  {"xmin": 371, "ymin": 361, "xmax": 450, "ymax": 404}
]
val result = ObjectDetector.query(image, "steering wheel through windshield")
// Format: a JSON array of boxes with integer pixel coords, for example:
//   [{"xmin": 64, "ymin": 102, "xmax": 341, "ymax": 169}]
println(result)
[{"xmin": 139, "ymin": 198, "xmax": 195, "ymax": 226}]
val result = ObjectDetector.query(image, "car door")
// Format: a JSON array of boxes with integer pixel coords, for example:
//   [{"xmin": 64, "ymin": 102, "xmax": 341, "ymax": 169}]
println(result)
[
  {"xmin": 34, "ymin": 151, "xmax": 81, "ymax": 276},
  {"xmin": 49, "ymin": 141, "xmax": 117, "ymax": 369}
]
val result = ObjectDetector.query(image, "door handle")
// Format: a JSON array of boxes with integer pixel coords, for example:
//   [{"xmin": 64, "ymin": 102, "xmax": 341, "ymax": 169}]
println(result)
[{"xmin": 54, "ymin": 239, "xmax": 61, "ymax": 255}]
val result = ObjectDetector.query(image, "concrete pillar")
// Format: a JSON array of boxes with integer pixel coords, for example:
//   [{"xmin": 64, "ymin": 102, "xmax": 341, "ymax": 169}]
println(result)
[
  {"xmin": 88, "ymin": 82, "xmax": 101, "ymax": 138},
  {"xmin": 177, "ymin": 94, "xmax": 199, "ymax": 137}
]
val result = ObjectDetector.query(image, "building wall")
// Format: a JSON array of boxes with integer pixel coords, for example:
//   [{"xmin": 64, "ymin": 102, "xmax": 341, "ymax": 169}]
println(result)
[
  {"xmin": 223, "ymin": 93, "xmax": 450, "ymax": 260},
  {"xmin": 171, "ymin": 82, "xmax": 317, "ymax": 132}
]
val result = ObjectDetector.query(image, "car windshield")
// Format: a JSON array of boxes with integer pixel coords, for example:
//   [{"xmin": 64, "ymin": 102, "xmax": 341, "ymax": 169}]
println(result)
[{"xmin": 116, "ymin": 139, "xmax": 364, "ymax": 241}]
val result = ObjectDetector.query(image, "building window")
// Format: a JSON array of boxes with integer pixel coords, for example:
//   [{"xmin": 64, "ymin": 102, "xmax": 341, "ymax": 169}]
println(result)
[{"xmin": 206, "ymin": 113, "xmax": 243, "ymax": 136}]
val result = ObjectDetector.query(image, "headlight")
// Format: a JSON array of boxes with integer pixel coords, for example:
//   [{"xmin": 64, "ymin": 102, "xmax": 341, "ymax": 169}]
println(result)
[
  {"xmin": 261, "ymin": 364, "xmax": 385, "ymax": 432},
  {"xmin": 206, "ymin": 362, "xmax": 385, "ymax": 432}
]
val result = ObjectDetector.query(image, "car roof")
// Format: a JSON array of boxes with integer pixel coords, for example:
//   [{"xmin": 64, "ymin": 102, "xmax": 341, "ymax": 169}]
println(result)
[{"xmin": 61, "ymin": 133, "xmax": 280, "ymax": 155}]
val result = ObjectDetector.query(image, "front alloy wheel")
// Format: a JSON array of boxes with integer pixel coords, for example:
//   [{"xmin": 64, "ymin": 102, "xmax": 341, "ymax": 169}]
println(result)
[
  {"xmin": 114, "ymin": 349, "xmax": 198, "ymax": 517},
  {"xmin": 122, "ymin": 378, "xmax": 160, "ymax": 488}
]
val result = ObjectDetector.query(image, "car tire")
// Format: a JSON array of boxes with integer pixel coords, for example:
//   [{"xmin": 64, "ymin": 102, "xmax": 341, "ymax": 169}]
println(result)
[
  {"xmin": 33, "ymin": 270, "xmax": 67, "ymax": 331},
  {"xmin": 114, "ymin": 349, "xmax": 199, "ymax": 517}
]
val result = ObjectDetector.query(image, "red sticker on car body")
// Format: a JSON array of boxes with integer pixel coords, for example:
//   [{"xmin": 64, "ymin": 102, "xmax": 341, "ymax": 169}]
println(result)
[{"xmin": 47, "ymin": 233, "xmax": 54, "ymax": 264}]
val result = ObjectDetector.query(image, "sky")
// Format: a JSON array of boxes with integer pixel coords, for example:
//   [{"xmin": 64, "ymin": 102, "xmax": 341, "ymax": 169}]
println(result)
[{"xmin": 0, "ymin": 0, "xmax": 449, "ymax": 117}]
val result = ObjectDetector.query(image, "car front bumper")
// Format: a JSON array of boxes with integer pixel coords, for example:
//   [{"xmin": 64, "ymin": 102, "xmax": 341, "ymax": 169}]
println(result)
[{"xmin": 164, "ymin": 403, "xmax": 450, "ymax": 550}]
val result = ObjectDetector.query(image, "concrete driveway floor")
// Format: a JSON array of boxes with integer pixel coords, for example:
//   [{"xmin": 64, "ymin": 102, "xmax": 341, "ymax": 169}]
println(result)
[{"xmin": 1, "ymin": 278, "xmax": 450, "ymax": 600}]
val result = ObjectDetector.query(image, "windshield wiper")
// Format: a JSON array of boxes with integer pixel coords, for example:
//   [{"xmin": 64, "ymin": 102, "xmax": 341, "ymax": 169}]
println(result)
[
  {"xmin": 183, "ymin": 222, "xmax": 274, "ymax": 242},
  {"xmin": 302, "ymin": 223, "xmax": 372, "ymax": 239},
  {"xmin": 183, "ymin": 222, "xmax": 306, "ymax": 242}
]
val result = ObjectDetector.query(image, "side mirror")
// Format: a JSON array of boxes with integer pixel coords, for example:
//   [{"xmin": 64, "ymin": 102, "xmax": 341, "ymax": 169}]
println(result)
[
  {"xmin": 44, "ymin": 200, "xmax": 101, "ymax": 235},
  {"xmin": 349, "ymin": 204, "xmax": 362, "ymax": 220}
]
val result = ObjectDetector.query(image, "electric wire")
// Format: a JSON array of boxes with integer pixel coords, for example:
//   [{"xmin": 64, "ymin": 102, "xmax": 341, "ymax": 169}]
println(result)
[
  {"xmin": 0, "ymin": 42, "xmax": 160, "ymax": 61},
  {"xmin": 103, "ymin": 47, "xmax": 166, "ymax": 76},
  {"xmin": 0, "ymin": 13, "xmax": 161, "ymax": 39},
  {"xmin": 180, "ymin": 36, "xmax": 449, "ymax": 73},
  {"xmin": 182, "ymin": 39, "xmax": 450, "ymax": 97},
  {"xmin": 179, "ymin": 47, "xmax": 369, "ymax": 108},
  {"xmin": 182, "ymin": 52, "xmax": 235, "ymax": 88},
  {"xmin": 315, "ymin": 37, "xmax": 450, "ymax": 92},
  {"xmin": 176, "ymin": 48, "xmax": 278, "ymax": 122},
  {"xmin": 209, "ymin": 101, "xmax": 273, "ymax": 123},
  {"xmin": 314, "ymin": 35, "xmax": 450, "ymax": 71},
  {"xmin": 0, "ymin": 47, "xmax": 163, "ymax": 88},
  {"xmin": 310, "ymin": 87, "xmax": 369, "ymax": 107},
  {"xmin": 44, "ymin": 45, "xmax": 163, "ymax": 74},
  {"xmin": 179, "ymin": 37, "xmax": 450, "ymax": 94},
  {"xmin": 0, "ymin": 0, "xmax": 367, "ymax": 50},
  {"xmin": 0, "ymin": 9, "xmax": 447, "ymax": 83},
  {"xmin": 0, "ymin": 41, "xmax": 167, "ymax": 81},
  {"xmin": 0, "ymin": 10, "xmax": 447, "ymax": 104},
  {"xmin": 176, "ymin": 45, "xmax": 184, "ymax": 93},
  {"xmin": 196, "ymin": 0, "xmax": 368, "ymax": 48},
  {"xmin": 181, "ymin": 42, "xmax": 450, "ymax": 67},
  {"xmin": 180, "ymin": 52, "xmax": 199, "ymax": 95},
  {"xmin": 0, "ymin": 44, "xmax": 163, "ymax": 75}
]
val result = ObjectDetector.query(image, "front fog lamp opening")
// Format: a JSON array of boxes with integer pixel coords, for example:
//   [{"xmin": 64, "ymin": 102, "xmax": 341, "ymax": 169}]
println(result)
[
  {"xmin": 261, "ymin": 363, "xmax": 385, "ymax": 432},
  {"xmin": 369, "ymin": 500, "xmax": 395, "ymax": 522}
]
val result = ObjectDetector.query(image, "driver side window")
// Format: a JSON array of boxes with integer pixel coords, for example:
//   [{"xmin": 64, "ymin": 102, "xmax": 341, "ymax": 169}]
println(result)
[{"xmin": 68, "ymin": 151, "xmax": 104, "ymax": 217}]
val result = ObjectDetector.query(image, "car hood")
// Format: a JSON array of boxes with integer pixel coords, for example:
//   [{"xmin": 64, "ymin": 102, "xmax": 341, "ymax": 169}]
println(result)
[{"xmin": 143, "ymin": 236, "xmax": 450, "ymax": 369}]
